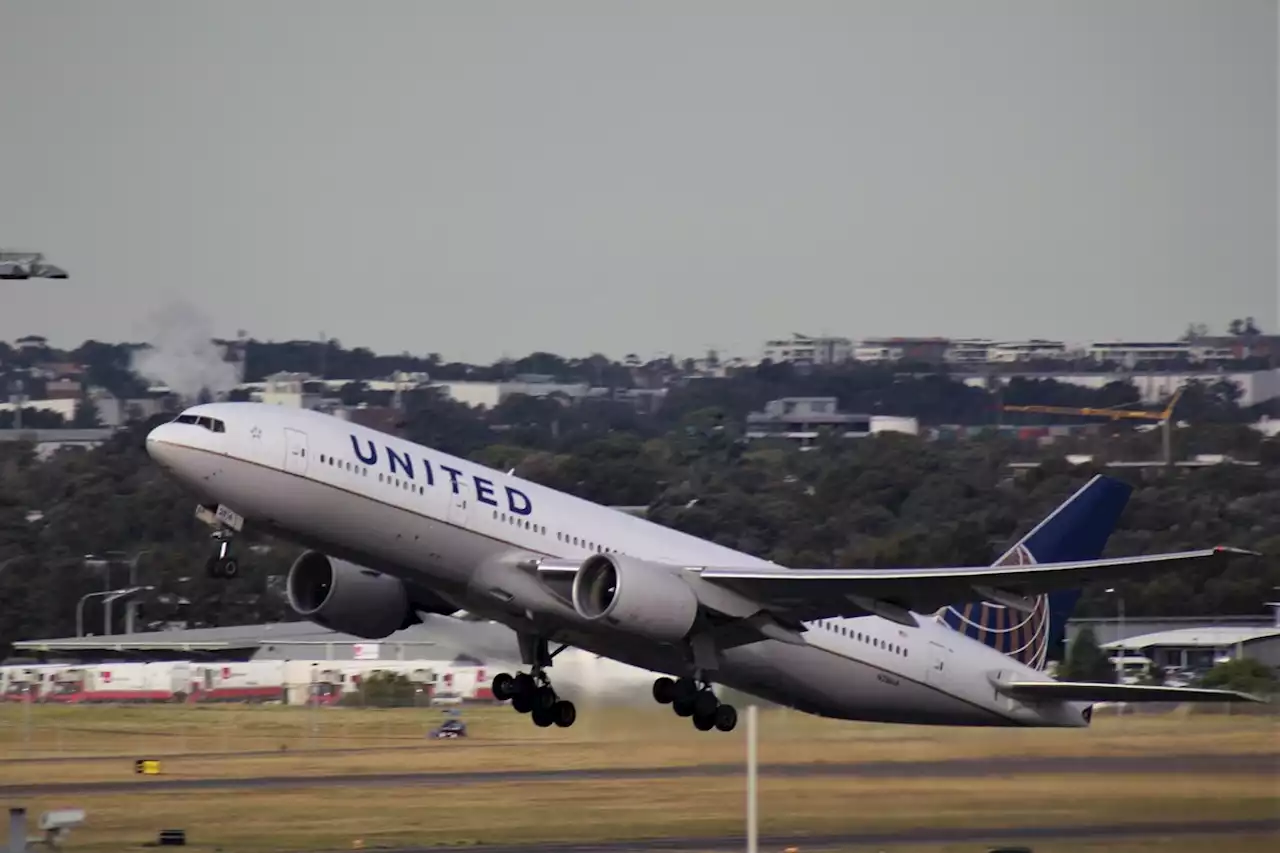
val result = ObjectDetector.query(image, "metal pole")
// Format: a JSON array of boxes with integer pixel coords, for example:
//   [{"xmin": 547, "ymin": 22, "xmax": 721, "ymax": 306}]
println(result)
[
  {"xmin": 746, "ymin": 704, "xmax": 758, "ymax": 853},
  {"xmin": 1116, "ymin": 596, "xmax": 1125, "ymax": 682},
  {"xmin": 8, "ymin": 807, "xmax": 27, "ymax": 853},
  {"xmin": 103, "ymin": 560, "xmax": 114, "ymax": 635},
  {"xmin": 76, "ymin": 594, "xmax": 89, "ymax": 638}
]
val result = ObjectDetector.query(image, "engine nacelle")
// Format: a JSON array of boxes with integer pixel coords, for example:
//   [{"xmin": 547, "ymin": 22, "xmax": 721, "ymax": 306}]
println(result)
[
  {"xmin": 571, "ymin": 553, "xmax": 699, "ymax": 644},
  {"xmin": 286, "ymin": 551, "xmax": 411, "ymax": 640}
]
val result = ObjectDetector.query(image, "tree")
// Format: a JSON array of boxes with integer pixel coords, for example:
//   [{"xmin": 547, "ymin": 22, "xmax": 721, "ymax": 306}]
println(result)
[
  {"xmin": 71, "ymin": 395, "xmax": 103, "ymax": 428},
  {"xmin": 340, "ymin": 670, "xmax": 421, "ymax": 707},
  {"xmin": 1057, "ymin": 628, "xmax": 1116, "ymax": 683},
  {"xmin": 1197, "ymin": 658, "xmax": 1278, "ymax": 697}
]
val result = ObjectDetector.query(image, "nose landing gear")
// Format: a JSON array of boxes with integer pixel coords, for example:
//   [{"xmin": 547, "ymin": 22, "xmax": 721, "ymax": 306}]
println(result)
[
  {"xmin": 652, "ymin": 676, "xmax": 737, "ymax": 732},
  {"xmin": 205, "ymin": 532, "xmax": 239, "ymax": 579}
]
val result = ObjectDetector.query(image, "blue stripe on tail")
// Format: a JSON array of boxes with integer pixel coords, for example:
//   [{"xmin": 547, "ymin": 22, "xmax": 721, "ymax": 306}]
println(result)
[{"xmin": 936, "ymin": 475, "xmax": 1133, "ymax": 670}]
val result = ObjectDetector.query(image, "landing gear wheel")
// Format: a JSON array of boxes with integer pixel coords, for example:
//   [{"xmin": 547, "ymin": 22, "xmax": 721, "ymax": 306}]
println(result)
[
  {"xmin": 491, "ymin": 673, "xmax": 514, "ymax": 701},
  {"xmin": 511, "ymin": 691, "xmax": 534, "ymax": 714},
  {"xmin": 531, "ymin": 706, "xmax": 554, "ymax": 728},
  {"xmin": 551, "ymin": 700, "xmax": 577, "ymax": 728},
  {"xmin": 693, "ymin": 712, "xmax": 716, "ymax": 731},
  {"xmin": 672, "ymin": 697, "xmax": 695, "ymax": 718},
  {"xmin": 205, "ymin": 556, "xmax": 238, "ymax": 579},
  {"xmin": 512, "ymin": 673, "xmax": 535, "ymax": 697},
  {"xmin": 672, "ymin": 677, "xmax": 698, "ymax": 704},
  {"xmin": 714, "ymin": 704, "xmax": 738, "ymax": 732},
  {"xmin": 652, "ymin": 677, "xmax": 676, "ymax": 705},
  {"xmin": 533, "ymin": 686, "xmax": 557, "ymax": 712},
  {"xmin": 693, "ymin": 691, "xmax": 718, "ymax": 719}
]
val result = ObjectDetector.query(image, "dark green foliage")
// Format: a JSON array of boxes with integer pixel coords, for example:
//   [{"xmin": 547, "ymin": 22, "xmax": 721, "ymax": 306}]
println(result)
[
  {"xmin": 2, "ymin": 354, "xmax": 1280, "ymax": 661},
  {"xmin": 1057, "ymin": 627, "xmax": 1117, "ymax": 683},
  {"xmin": 1197, "ymin": 658, "xmax": 1279, "ymax": 697},
  {"xmin": 338, "ymin": 671, "xmax": 421, "ymax": 707}
]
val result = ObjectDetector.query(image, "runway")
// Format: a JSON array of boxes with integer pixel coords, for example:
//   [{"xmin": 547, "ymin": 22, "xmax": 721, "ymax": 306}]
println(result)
[
  {"xmin": 2, "ymin": 751, "xmax": 1274, "ymax": 796},
  {"xmin": 342, "ymin": 820, "xmax": 1280, "ymax": 853}
]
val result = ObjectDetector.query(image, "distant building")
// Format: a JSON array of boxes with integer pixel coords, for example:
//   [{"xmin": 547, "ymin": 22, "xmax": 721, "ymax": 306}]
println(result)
[
  {"xmin": 434, "ymin": 379, "xmax": 590, "ymax": 409},
  {"xmin": 0, "ymin": 428, "xmax": 115, "ymax": 459},
  {"xmin": 960, "ymin": 369, "xmax": 1280, "ymax": 407},
  {"xmin": 745, "ymin": 397, "xmax": 918, "ymax": 445},
  {"xmin": 1065, "ymin": 614, "xmax": 1276, "ymax": 649},
  {"xmin": 251, "ymin": 372, "xmax": 327, "ymax": 410},
  {"xmin": 762, "ymin": 334, "xmax": 853, "ymax": 366},
  {"xmin": 1104, "ymin": 626, "xmax": 1280, "ymax": 674},
  {"xmin": 15, "ymin": 335, "xmax": 48, "ymax": 351},
  {"xmin": 945, "ymin": 339, "xmax": 1071, "ymax": 364},
  {"xmin": 0, "ymin": 386, "xmax": 162, "ymax": 427},
  {"xmin": 1086, "ymin": 341, "xmax": 1200, "ymax": 364},
  {"xmin": 853, "ymin": 337, "xmax": 950, "ymax": 363}
]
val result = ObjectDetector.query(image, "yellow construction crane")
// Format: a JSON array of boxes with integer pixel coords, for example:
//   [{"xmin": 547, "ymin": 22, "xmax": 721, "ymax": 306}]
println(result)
[{"xmin": 1001, "ymin": 385, "xmax": 1185, "ymax": 466}]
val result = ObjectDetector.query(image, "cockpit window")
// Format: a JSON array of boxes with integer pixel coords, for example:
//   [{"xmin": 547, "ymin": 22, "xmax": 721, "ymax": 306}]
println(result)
[{"xmin": 173, "ymin": 414, "xmax": 226, "ymax": 433}]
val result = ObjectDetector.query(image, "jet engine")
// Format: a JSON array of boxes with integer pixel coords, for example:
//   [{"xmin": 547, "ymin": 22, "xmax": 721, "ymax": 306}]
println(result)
[
  {"xmin": 286, "ymin": 551, "xmax": 412, "ymax": 640},
  {"xmin": 571, "ymin": 553, "xmax": 699, "ymax": 643}
]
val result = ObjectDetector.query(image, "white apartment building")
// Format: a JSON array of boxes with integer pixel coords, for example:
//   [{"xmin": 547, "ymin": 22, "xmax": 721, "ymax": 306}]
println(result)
[
  {"xmin": 762, "ymin": 334, "xmax": 853, "ymax": 366},
  {"xmin": 1086, "ymin": 341, "xmax": 1236, "ymax": 364}
]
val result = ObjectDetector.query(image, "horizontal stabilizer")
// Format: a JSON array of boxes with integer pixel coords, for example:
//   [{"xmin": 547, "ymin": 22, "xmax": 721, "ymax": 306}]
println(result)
[{"xmin": 997, "ymin": 681, "xmax": 1266, "ymax": 704}]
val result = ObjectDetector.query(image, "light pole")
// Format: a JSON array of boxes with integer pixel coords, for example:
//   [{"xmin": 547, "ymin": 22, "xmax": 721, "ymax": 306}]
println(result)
[
  {"xmin": 1105, "ymin": 587, "xmax": 1125, "ymax": 682},
  {"xmin": 84, "ymin": 550, "xmax": 153, "ymax": 634},
  {"xmin": 745, "ymin": 703, "xmax": 758, "ymax": 853},
  {"xmin": 76, "ymin": 586, "xmax": 153, "ymax": 637}
]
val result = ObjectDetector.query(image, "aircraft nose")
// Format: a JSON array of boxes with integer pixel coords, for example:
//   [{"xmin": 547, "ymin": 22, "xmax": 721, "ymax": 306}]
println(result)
[{"xmin": 145, "ymin": 423, "xmax": 183, "ymax": 468}]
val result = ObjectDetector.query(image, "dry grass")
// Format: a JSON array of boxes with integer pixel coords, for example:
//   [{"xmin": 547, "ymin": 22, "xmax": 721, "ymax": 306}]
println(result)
[
  {"xmin": 11, "ymin": 773, "xmax": 1276, "ymax": 853},
  {"xmin": 3, "ymin": 705, "xmax": 1274, "ymax": 853},
  {"xmin": 0, "ymin": 703, "xmax": 1275, "ymax": 787},
  {"xmin": 823, "ymin": 840, "xmax": 1280, "ymax": 853}
]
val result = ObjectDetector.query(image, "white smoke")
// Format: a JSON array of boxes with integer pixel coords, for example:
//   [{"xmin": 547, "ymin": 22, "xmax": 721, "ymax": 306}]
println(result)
[{"xmin": 130, "ymin": 301, "xmax": 242, "ymax": 403}]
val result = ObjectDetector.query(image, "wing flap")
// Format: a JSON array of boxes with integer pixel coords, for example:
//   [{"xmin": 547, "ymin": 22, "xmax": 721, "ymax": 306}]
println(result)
[{"xmin": 998, "ymin": 681, "xmax": 1266, "ymax": 704}]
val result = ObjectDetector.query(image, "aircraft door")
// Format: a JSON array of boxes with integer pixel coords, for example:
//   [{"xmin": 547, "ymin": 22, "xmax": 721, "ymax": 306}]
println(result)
[
  {"xmin": 925, "ymin": 640, "xmax": 951, "ymax": 687},
  {"xmin": 284, "ymin": 429, "xmax": 309, "ymax": 475},
  {"xmin": 447, "ymin": 480, "xmax": 470, "ymax": 527}
]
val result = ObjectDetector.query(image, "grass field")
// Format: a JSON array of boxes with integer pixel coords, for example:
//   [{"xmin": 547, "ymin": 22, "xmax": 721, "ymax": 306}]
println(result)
[{"xmin": 2, "ymin": 703, "xmax": 1276, "ymax": 852}]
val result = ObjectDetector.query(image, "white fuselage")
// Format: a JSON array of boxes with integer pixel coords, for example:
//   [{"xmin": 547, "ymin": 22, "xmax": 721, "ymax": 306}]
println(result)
[{"xmin": 146, "ymin": 403, "xmax": 1086, "ymax": 728}]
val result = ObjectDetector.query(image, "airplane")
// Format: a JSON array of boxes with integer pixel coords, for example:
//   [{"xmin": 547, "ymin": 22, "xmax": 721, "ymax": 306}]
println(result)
[{"xmin": 145, "ymin": 402, "xmax": 1265, "ymax": 733}]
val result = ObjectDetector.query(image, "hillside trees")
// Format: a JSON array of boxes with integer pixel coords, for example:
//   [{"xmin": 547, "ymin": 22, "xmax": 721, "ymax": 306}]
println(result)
[{"xmin": 1, "ymin": 409, "xmax": 1279, "ymax": 660}]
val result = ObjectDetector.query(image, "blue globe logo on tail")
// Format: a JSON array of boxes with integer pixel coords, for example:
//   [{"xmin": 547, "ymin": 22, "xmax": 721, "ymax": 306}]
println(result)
[
  {"xmin": 935, "ymin": 544, "xmax": 1052, "ymax": 670},
  {"xmin": 933, "ymin": 475, "xmax": 1134, "ymax": 672}
]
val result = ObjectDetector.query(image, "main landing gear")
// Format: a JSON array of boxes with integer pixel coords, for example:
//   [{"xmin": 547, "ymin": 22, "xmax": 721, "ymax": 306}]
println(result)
[
  {"xmin": 652, "ymin": 676, "xmax": 737, "ymax": 732},
  {"xmin": 490, "ymin": 638, "xmax": 576, "ymax": 729}
]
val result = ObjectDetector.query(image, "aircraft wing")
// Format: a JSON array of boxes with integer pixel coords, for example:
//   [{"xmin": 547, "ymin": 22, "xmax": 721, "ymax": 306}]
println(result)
[
  {"xmin": 697, "ymin": 546, "xmax": 1252, "ymax": 624},
  {"xmin": 994, "ymin": 681, "xmax": 1266, "ymax": 704}
]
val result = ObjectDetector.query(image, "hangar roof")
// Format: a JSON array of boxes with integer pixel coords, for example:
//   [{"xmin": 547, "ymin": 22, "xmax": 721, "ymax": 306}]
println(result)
[
  {"xmin": 1104, "ymin": 626, "xmax": 1280, "ymax": 650},
  {"xmin": 11, "ymin": 616, "xmax": 521, "ymax": 665}
]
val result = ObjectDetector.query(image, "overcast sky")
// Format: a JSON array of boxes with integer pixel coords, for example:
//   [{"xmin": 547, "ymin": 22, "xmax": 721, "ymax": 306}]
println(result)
[{"xmin": 1, "ymin": 1, "xmax": 1275, "ymax": 363}]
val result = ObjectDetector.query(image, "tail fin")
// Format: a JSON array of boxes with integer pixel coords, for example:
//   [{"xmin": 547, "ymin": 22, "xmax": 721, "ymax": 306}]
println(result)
[{"xmin": 935, "ymin": 475, "xmax": 1133, "ymax": 670}]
